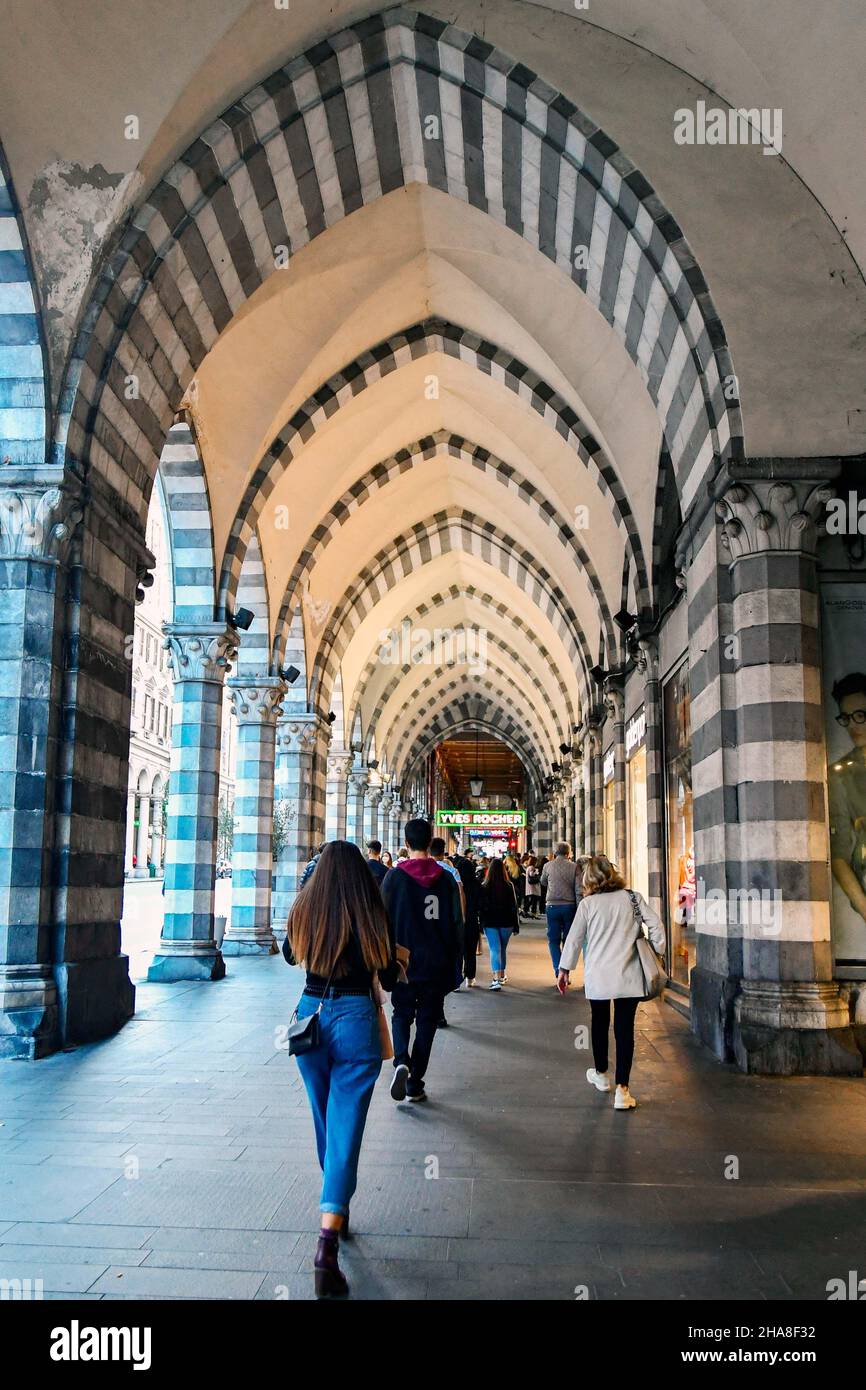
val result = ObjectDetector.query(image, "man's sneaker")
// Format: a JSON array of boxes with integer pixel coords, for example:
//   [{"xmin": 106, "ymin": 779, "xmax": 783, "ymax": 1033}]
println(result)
[
  {"xmin": 390, "ymin": 1063, "xmax": 409, "ymax": 1102},
  {"xmin": 586, "ymin": 1068, "xmax": 611, "ymax": 1092},
  {"xmin": 614, "ymin": 1086, "xmax": 637, "ymax": 1110},
  {"xmin": 500, "ymin": 974, "xmax": 508, "ymax": 984},
  {"xmin": 407, "ymin": 1086, "xmax": 427, "ymax": 1103},
  {"xmin": 488, "ymin": 980, "xmax": 502, "ymax": 991}
]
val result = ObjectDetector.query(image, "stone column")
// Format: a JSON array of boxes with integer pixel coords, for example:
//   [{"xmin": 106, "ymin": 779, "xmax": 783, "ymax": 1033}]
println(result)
[
  {"xmin": 534, "ymin": 800, "xmax": 552, "ymax": 857},
  {"xmin": 637, "ymin": 637, "xmax": 665, "ymax": 919},
  {"xmin": 148, "ymin": 624, "xmax": 238, "ymax": 982},
  {"xmin": 586, "ymin": 709, "xmax": 606, "ymax": 851},
  {"xmin": 223, "ymin": 677, "xmax": 286, "ymax": 956},
  {"xmin": 325, "ymin": 750, "xmax": 352, "ymax": 841},
  {"xmin": 346, "ymin": 767, "xmax": 368, "ymax": 847},
  {"xmin": 691, "ymin": 461, "xmax": 859, "ymax": 1073},
  {"xmin": 604, "ymin": 678, "xmax": 627, "ymax": 870},
  {"xmin": 366, "ymin": 786, "xmax": 384, "ymax": 844},
  {"xmin": 272, "ymin": 713, "xmax": 329, "ymax": 923},
  {"xmin": 378, "ymin": 792, "xmax": 394, "ymax": 849},
  {"xmin": 0, "ymin": 475, "xmax": 80, "ymax": 1057},
  {"xmin": 149, "ymin": 796, "xmax": 164, "ymax": 873},
  {"xmin": 124, "ymin": 789, "xmax": 136, "ymax": 875},
  {"xmin": 134, "ymin": 794, "xmax": 151, "ymax": 878},
  {"xmin": 389, "ymin": 795, "xmax": 404, "ymax": 852}
]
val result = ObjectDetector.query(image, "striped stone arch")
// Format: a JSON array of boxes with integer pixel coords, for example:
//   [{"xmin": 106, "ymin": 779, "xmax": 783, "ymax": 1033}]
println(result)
[
  {"xmin": 309, "ymin": 510, "xmax": 594, "ymax": 715},
  {"xmin": 373, "ymin": 656, "xmax": 561, "ymax": 771},
  {"xmin": 272, "ymin": 428, "xmax": 616, "ymax": 667},
  {"xmin": 234, "ymin": 530, "xmax": 270, "ymax": 677},
  {"xmin": 55, "ymin": 6, "xmax": 741, "ymax": 536},
  {"xmin": 397, "ymin": 702, "xmax": 546, "ymax": 801},
  {"xmin": 159, "ymin": 414, "xmax": 216, "ymax": 623},
  {"xmin": 361, "ymin": 638, "xmax": 569, "ymax": 758},
  {"xmin": 348, "ymin": 583, "xmax": 578, "ymax": 740},
  {"xmin": 226, "ymin": 319, "xmax": 648, "ymax": 623},
  {"xmin": 0, "ymin": 141, "xmax": 48, "ymax": 466}
]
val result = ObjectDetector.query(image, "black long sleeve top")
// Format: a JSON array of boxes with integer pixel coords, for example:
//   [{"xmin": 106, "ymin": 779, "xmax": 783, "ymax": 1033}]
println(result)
[{"xmin": 283, "ymin": 916, "xmax": 400, "ymax": 996}]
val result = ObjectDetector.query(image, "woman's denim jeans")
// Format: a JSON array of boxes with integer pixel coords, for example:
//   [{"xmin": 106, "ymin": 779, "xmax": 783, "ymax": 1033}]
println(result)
[
  {"xmin": 294, "ymin": 993, "xmax": 382, "ymax": 1216},
  {"xmin": 484, "ymin": 927, "xmax": 513, "ymax": 975}
]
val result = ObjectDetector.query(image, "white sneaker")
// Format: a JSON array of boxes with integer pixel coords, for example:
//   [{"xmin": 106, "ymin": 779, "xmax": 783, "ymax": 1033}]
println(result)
[
  {"xmin": 466, "ymin": 978, "xmax": 476, "ymax": 988},
  {"xmin": 500, "ymin": 974, "xmax": 508, "ymax": 984},
  {"xmin": 586, "ymin": 1068, "xmax": 611, "ymax": 1092},
  {"xmin": 614, "ymin": 1086, "xmax": 637, "ymax": 1110},
  {"xmin": 488, "ymin": 980, "xmax": 502, "ymax": 991}
]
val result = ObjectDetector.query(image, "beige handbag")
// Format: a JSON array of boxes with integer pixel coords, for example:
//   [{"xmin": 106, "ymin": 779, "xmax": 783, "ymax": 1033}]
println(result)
[
  {"xmin": 627, "ymin": 891, "xmax": 667, "ymax": 999},
  {"xmin": 371, "ymin": 976, "xmax": 394, "ymax": 1060}
]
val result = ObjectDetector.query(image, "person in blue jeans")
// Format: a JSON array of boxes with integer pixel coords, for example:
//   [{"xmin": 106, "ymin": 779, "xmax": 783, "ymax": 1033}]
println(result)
[
  {"xmin": 283, "ymin": 840, "xmax": 399, "ymax": 1299},
  {"xmin": 478, "ymin": 856, "xmax": 520, "ymax": 990},
  {"xmin": 540, "ymin": 843, "xmax": 582, "ymax": 981}
]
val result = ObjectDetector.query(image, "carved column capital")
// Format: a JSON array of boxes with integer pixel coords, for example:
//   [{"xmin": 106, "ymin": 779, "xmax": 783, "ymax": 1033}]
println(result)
[
  {"xmin": 603, "ymin": 678, "xmax": 624, "ymax": 724},
  {"xmin": 164, "ymin": 623, "xmax": 239, "ymax": 682},
  {"xmin": 327, "ymin": 751, "xmax": 353, "ymax": 780},
  {"xmin": 635, "ymin": 635, "xmax": 659, "ymax": 680},
  {"xmin": 715, "ymin": 477, "xmax": 835, "ymax": 561},
  {"xmin": 348, "ymin": 768, "xmax": 369, "ymax": 797},
  {"xmin": 367, "ymin": 786, "xmax": 385, "ymax": 809},
  {"xmin": 276, "ymin": 714, "xmax": 325, "ymax": 755},
  {"xmin": 0, "ymin": 473, "xmax": 83, "ymax": 563},
  {"xmin": 226, "ymin": 676, "xmax": 287, "ymax": 725}
]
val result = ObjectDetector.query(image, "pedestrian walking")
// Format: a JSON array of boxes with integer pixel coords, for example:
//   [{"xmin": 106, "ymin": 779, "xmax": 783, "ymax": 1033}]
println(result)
[
  {"xmin": 282, "ymin": 840, "xmax": 399, "ymax": 1299},
  {"xmin": 557, "ymin": 854, "xmax": 665, "ymax": 1110},
  {"xmin": 365, "ymin": 838, "xmax": 388, "ymax": 886},
  {"xmin": 381, "ymin": 819, "xmax": 463, "ymax": 1103},
  {"xmin": 452, "ymin": 845, "xmax": 481, "ymax": 987},
  {"xmin": 478, "ymin": 856, "xmax": 520, "ymax": 989},
  {"xmin": 523, "ymin": 853, "xmax": 542, "ymax": 916},
  {"xmin": 540, "ymin": 842, "xmax": 581, "ymax": 980}
]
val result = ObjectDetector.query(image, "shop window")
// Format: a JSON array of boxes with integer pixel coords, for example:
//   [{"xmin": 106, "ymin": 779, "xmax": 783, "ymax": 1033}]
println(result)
[
  {"xmin": 663, "ymin": 661, "xmax": 695, "ymax": 987},
  {"xmin": 626, "ymin": 708, "xmax": 649, "ymax": 900}
]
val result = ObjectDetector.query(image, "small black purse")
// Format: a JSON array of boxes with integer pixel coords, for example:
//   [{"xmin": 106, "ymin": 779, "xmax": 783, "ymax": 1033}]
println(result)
[{"xmin": 286, "ymin": 961, "xmax": 337, "ymax": 1056}]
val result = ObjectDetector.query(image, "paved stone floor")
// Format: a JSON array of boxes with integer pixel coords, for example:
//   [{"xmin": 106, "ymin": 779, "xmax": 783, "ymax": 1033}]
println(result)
[{"xmin": 1, "ymin": 926, "xmax": 865, "ymax": 1301}]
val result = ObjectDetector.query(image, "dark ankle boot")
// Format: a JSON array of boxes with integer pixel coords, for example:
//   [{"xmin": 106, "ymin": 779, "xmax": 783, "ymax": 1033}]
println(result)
[
  {"xmin": 314, "ymin": 1229, "xmax": 349, "ymax": 1299},
  {"xmin": 341, "ymin": 1211, "xmax": 352, "ymax": 1241}
]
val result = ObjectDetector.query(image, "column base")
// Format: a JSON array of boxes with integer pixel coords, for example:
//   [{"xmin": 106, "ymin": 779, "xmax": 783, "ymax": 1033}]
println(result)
[
  {"xmin": 54, "ymin": 956, "xmax": 136, "ymax": 1046},
  {"xmin": 733, "ymin": 980, "xmax": 863, "ymax": 1076},
  {"xmin": 0, "ymin": 966, "xmax": 59, "ymax": 1060},
  {"xmin": 222, "ymin": 932, "xmax": 278, "ymax": 957},
  {"xmin": 689, "ymin": 965, "xmax": 739, "ymax": 1061},
  {"xmin": 147, "ymin": 941, "xmax": 226, "ymax": 982}
]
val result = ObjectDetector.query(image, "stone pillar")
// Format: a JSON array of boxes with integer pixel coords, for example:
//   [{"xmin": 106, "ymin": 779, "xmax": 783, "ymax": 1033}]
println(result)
[
  {"xmin": 223, "ymin": 677, "xmax": 286, "ymax": 956},
  {"xmin": 148, "ymin": 624, "xmax": 238, "ymax": 982},
  {"xmin": 534, "ymin": 800, "xmax": 552, "ymax": 857},
  {"xmin": 346, "ymin": 767, "xmax": 368, "ymax": 847},
  {"xmin": 690, "ymin": 461, "xmax": 860, "ymax": 1074},
  {"xmin": 604, "ymin": 679, "xmax": 627, "ymax": 871},
  {"xmin": 124, "ymin": 789, "xmax": 137, "ymax": 875},
  {"xmin": 637, "ymin": 637, "xmax": 665, "ymax": 919},
  {"xmin": 389, "ymin": 795, "xmax": 404, "ymax": 852},
  {"xmin": 586, "ymin": 710, "xmax": 606, "ymax": 851},
  {"xmin": 325, "ymin": 750, "xmax": 352, "ymax": 841},
  {"xmin": 149, "ymin": 796, "xmax": 164, "ymax": 873},
  {"xmin": 0, "ymin": 475, "xmax": 80, "ymax": 1057},
  {"xmin": 134, "ymin": 793, "xmax": 151, "ymax": 878},
  {"xmin": 366, "ymin": 786, "xmax": 384, "ymax": 844},
  {"xmin": 378, "ymin": 793, "xmax": 394, "ymax": 850},
  {"xmin": 272, "ymin": 713, "xmax": 329, "ymax": 923}
]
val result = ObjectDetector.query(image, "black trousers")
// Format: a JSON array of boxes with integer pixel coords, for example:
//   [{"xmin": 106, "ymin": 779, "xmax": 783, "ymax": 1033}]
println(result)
[
  {"xmin": 463, "ymin": 914, "xmax": 480, "ymax": 979},
  {"xmin": 391, "ymin": 981, "xmax": 445, "ymax": 1089},
  {"xmin": 589, "ymin": 998, "xmax": 640, "ymax": 1086}
]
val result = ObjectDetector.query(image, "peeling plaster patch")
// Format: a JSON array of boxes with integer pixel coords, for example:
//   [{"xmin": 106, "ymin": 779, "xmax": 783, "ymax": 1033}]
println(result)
[{"xmin": 27, "ymin": 160, "xmax": 143, "ymax": 403}]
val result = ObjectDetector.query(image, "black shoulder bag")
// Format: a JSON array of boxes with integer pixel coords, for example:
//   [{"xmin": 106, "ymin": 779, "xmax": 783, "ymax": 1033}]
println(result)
[{"xmin": 285, "ymin": 960, "xmax": 338, "ymax": 1056}]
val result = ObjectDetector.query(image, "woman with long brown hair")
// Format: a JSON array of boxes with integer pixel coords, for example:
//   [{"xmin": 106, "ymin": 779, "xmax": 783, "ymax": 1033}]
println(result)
[
  {"xmin": 479, "ymin": 855, "xmax": 520, "ymax": 989},
  {"xmin": 283, "ymin": 840, "xmax": 399, "ymax": 1298}
]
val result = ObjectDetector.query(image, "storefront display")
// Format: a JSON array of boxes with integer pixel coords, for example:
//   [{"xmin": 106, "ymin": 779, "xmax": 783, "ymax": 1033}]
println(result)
[
  {"xmin": 663, "ymin": 662, "xmax": 695, "ymax": 987},
  {"xmin": 821, "ymin": 582, "xmax": 866, "ymax": 976},
  {"xmin": 626, "ymin": 708, "xmax": 649, "ymax": 901}
]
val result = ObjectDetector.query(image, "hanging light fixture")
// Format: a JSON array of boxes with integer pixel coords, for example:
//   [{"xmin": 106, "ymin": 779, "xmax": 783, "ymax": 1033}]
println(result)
[{"xmin": 469, "ymin": 728, "xmax": 483, "ymax": 799}]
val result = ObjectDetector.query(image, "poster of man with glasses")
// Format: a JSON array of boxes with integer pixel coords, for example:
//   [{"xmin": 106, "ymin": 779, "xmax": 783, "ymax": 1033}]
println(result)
[{"xmin": 823, "ymin": 586, "xmax": 866, "ymax": 971}]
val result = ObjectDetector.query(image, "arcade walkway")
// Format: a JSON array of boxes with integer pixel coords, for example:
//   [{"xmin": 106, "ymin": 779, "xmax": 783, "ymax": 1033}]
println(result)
[{"xmin": 0, "ymin": 929, "xmax": 864, "ymax": 1302}]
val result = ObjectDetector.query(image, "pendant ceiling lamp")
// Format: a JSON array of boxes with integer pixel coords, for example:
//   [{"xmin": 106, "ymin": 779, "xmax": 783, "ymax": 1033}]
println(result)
[{"xmin": 469, "ymin": 729, "xmax": 483, "ymax": 799}]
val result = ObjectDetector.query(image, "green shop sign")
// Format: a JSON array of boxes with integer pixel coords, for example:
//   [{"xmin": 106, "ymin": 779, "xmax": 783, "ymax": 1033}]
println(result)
[{"xmin": 434, "ymin": 809, "xmax": 526, "ymax": 829}]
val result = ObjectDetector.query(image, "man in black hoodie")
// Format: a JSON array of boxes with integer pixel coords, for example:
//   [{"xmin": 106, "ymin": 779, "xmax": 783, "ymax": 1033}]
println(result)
[{"xmin": 381, "ymin": 818, "xmax": 463, "ymax": 1103}]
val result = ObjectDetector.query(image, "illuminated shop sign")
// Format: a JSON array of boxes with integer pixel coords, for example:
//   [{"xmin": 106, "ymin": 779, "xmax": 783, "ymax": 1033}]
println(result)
[
  {"xmin": 603, "ymin": 747, "xmax": 616, "ymax": 784},
  {"xmin": 626, "ymin": 708, "xmax": 647, "ymax": 758},
  {"xmin": 435, "ymin": 809, "xmax": 526, "ymax": 828}
]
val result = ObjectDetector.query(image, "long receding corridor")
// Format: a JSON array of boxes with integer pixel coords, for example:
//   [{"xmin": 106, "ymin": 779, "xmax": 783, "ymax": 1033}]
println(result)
[{"xmin": 1, "ymin": 0, "xmax": 866, "ymax": 1331}]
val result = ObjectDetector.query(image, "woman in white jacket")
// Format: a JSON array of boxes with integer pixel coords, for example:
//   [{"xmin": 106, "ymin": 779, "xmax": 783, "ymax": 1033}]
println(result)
[{"xmin": 558, "ymin": 854, "xmax": 666, "ymax": 1110}]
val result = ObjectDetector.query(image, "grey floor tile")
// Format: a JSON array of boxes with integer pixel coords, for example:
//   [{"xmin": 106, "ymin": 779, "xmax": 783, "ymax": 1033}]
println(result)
[{"xmin": 88, "ymin": 1265, "xmax": 266, "ymax": 1299}]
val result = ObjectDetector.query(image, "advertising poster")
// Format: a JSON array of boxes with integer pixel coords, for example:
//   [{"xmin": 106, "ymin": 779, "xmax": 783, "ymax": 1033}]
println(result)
[{"xmin": 822, "ymin": 583, "xmax": 866, "ymax": 972}]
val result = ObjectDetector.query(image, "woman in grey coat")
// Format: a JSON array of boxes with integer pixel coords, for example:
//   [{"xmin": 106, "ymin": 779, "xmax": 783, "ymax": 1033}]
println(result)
[{"xmin": 558, "ymin": 855, "xmax": 665, "ymax": 1110}]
